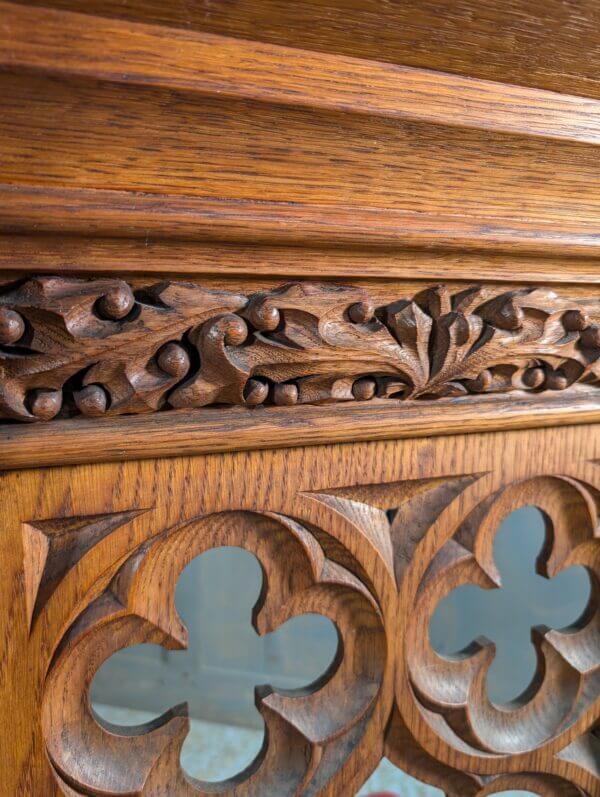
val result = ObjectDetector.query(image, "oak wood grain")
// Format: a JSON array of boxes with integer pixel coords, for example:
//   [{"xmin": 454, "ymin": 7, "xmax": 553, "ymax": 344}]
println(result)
[
  {"xmin": 18, "ymin": 0, "xmax": 600, "ymax": 101},
  {"xmin": 3, "ymin": 2, "xmax": 600, "ymax": 261},
  {"xmin": 3, "ymin": 186, "xmax": 600, "ymax": 259},
  {"xmin": 2, "ymin": 388, "xmax": 600, "ymax": 472},
  {"xmin": 3, "ymin": 1, "xmax": 600, "ymax": 145},
  {"xmin": 3, "ymin": 234, "xmax": 600, "ymax": 285},
  {"xmin": 2, "ymin": 424, "xmax": 600, "ymax": 794},
  {"xmin": 3, "ymin": 71, "xmax": 600, "ymax": 231}
]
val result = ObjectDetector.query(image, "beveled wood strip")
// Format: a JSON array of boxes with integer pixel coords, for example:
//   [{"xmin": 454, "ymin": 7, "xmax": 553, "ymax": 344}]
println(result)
[
  {"xmin": 3, "ymin": 75, "xmax": 600, "ymax": 230},
  {"xmin": 2, "ymin": 185, "xmax": 600, "ymax": 258},
  {"xmin": 21, "ymin": 0, "xmax": 600, "ymax": 103},
  {"xmin": 2, "ymin": 1, "xmax": 600, "ymax": 145},
  {"xmin": 2, "ymin": 388, "xmax": 600, "ymax": 471},
  {"xmin": 2, "ymin": 235, "xmax": 600, "ymax": 285}
]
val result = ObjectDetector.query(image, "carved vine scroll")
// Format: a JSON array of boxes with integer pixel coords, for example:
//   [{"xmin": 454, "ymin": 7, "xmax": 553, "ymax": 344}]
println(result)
[{"xmin": 1, "ymin": 276, "xmax": 600, "ymax": 422}]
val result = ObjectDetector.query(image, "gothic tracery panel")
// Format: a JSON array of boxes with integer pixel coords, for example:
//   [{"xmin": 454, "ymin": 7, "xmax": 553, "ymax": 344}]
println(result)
[
  {"xmin": 41, "ymin": 511, "xmax": 388, "ymax": 796},
  {"xmin": 391, "ymin": 477, "xmax": 600, "ymax": 796},
  {"xmin": 6, "ymin": 426, "xmax": 600, "ymax": 795}
]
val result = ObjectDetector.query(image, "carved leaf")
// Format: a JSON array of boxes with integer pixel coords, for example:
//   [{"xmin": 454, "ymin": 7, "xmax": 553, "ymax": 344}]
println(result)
[{"xmin": 2, "ymin": 278, "xmax": 599, "ymax": 422}]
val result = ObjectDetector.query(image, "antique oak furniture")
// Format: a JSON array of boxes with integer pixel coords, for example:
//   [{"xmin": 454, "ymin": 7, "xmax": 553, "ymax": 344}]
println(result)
[{"xmin": 1, "ymin": 1, "xmax": 600, "ymax": 795}]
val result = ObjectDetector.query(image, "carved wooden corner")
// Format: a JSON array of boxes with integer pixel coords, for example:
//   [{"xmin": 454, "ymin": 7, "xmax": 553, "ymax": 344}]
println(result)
[{"xmin": 1, "ymin": 277, "xmax": 600, "ymax": 423}]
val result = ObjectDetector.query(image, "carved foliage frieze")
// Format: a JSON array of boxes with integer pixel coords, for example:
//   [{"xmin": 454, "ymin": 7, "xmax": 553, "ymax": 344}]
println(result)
[{"xmin": 1, "ymin": 276, "xmax": 600, "ymax": 422}]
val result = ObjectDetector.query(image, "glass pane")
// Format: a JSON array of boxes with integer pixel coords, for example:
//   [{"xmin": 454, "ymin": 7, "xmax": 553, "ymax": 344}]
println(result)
[
  {"xmin": 91, "ymin": 546, "xmax": 338, "ymax": 781},
  {"xmin": 357, "ymin": 758, "xmax": 538, "ymax": 796},
  {"xmin": 429, "ymin": 506, "xmax": 591, "ymax": 703}
]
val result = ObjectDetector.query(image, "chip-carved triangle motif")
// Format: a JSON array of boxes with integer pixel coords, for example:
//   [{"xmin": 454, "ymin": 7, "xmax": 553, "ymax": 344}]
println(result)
[
  {"xmin": 23, "ymin": 508, "xmax": 147, "ymax": 628},
  {"xmin": 390, "ymin": 475, "xmax": 484, "ymax": 585},
  {"xmin": 306, "ymin": 475, "xmax": 482, "ymax": 587}
]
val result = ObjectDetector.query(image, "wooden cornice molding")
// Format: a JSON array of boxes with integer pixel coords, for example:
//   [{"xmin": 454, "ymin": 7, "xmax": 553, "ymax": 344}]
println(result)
[
  {"xmin": 3, "ymin": 186, "xmax": 600, "ymax": 259},
  {"xmin": 3, "ymin": 390, "xmax": 600, "ymax": 472},
  {"xmin": 3, "ymin": 233, "xmax": 600, "ymax": 286},
  {"xmin": 1, "ymin": 276, "xmax": 599, "ymax": 425},
  {"xmin": 3, "ymin": 4, "xmax": 600, "ymax": 260},
  {"xmin": 3, "ymin": 0, "xmax": 600, "ymax": 146}
]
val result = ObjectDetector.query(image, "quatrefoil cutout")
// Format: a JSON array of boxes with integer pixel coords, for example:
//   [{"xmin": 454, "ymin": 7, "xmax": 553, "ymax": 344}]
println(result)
[
  {"xmin": 406, "ymin": 476, "xmax": 600, "ymax": 756},
  {"xmin": 91, "ymin": 545, "xmax": 339, "ymax": 782},
  {"xmin": 430, "ymin": 505, "xmax": 592, "ymax": 705},
  {"xmin": 42, "ymin": 511, "xmax": 386, "ymax": 796}
]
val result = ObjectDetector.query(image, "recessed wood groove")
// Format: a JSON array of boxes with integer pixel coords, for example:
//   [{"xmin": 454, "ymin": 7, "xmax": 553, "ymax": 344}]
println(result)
[
  {"xmin": 3, "ymin": 234, "xmax": 600, "ymax": 284},
  {"xmin": 2, "ymin": 185, "xmax": 600, "ymax": 258},
  {"xmin": 2, "ymin": 0, "xmax": 600, "ymax": 146}
]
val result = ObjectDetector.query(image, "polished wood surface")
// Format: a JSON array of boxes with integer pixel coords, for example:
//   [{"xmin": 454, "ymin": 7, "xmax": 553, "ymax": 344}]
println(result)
[
  {"xmin": 16, "ymin": 0, "xmax": 600, "ymax": 100},
  {"xmin": 5, "ymin": 388, "xmax": 600, "ymax": 473},
  {"xmin": 2, "ymin": 71, "xmax": 598, "ymax": 221},
  {"xmin": 5, "ymin": 2, "xmax": 600, "ymax": 144},
  {"xmin": 2, "ymin": 425, "xmax": 600, "ymax": 794},
  {"xmin": 4, "ymin": 186, "xmax": 600, "ymax": 259},
  {"xmin": 2, "ymin": 1, "xmax": 600, "ymax": 261},
  {"xmin": 1, "ymin": 0, "xmax": 600, "ymax": 794},
  {"xmin": 3, "ymin": 72, "xmax": 597, "ymax": 224},
  {"xmin": 3, "ymin": 232, "xmax": 600, "ymax": 283}
]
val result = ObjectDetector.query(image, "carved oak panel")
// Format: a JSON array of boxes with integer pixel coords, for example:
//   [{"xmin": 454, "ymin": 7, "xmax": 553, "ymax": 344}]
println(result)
[
  {"xmin": 3, "ymin": 423, "xmax": 600, "ymax": 795},
  {"xmin": 3, "ymin": 3, "xmax": 600, "ymax": 796}
]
